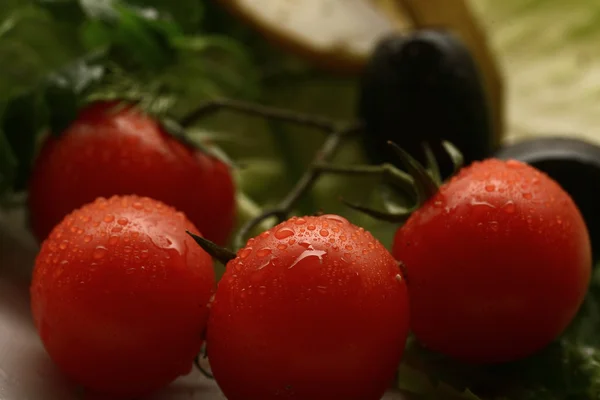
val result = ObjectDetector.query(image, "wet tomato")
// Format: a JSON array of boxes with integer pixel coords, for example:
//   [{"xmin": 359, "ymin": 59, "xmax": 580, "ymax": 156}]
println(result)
[
  {"xmin": 28, "ymin": 101, "xmax": 235, "ymax": 245},
  {"xmin": 393, "ymin": 159, "xmax": 592, "ymax": 364},
  {"xmin": 30, "ymin": 195, "xmax": 215, "ymax": 397},
  {"xmin": 206, "ymin": 214, "xmax": 410, "ymax": 400}
]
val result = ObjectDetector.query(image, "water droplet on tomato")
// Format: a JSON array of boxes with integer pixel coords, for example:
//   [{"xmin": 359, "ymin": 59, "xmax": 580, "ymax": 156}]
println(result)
[
  {"xmin": 523, "ymin": 192, "xmax": 532, "ymax": 200},
  {"xmin": 126, "ymin": 268, "xmax": 135, "ymax": 274},
  {"xmin": 307, "ymin": 225, "xmax": 316, "ymax": 231},
  {"xmin": 288, "ymin": 239, "xmax": 296, "ymax": 245},
  {"xmin": 485, "ymin": 184, "xmax": 495, "ymax": 192},
  {"xmin": 117, "ymin": 217, "xmax": 129, "ymax": 226},
  {"xmin": 59, "ymin": 240, "xmax": 69, "ymax": 250},
  {"xmin": 362, "ymin": 249, "xmax": 368, "ymax": 255},
  {"xmin": 275, "ymin": 228, "xmax": 294, "ymax": 240},
  {"xmin": 295, "ymin": 218, "xmax": 306, "ymax": 225},
  {"xmin": 257, "ymin": 248, "xmax": 272, "ymax": 257},
  {"xmin": 471, "ymin": 199, "xmax": 496, "ymax": 209},
  {"xmin": 316, "ymin": 285, "xmax": 327, "ymax": 294},
  {"xmin": 277, "ymin": 244, "xmax": 287, "ymax": 250},
  {"xmin": 260, "ymin": 231, "xmax": 270, "ymax": 238},
  {"xmin": 83, "ymin": 235, "xmax": 92, "ymax": 243},
  {"xmin": 239, "ymin": 247, "xmax": 252, "ymax": 259},
  {"xmin": 502, "ymin": 201, "xmax": 516, "ymax": 214},
  {"xmin": 556, "ymin": 217, "xmax": 563, "ymax": 225},
  {"xmin": 319, "ymin": 229, "xmax": 329, "ymax": 237},
  {"xmin": 93, "ymin": 246, "xmax": 108, "ymax": 259},
  {"xmin": 240, "ymin": 289, "xmax": 247, "ymax": 299},
  {"xmin": 489, "ymin": 221, "xmax": 499, "ymax": 232},
  {"xmin": 345, "ymin": 245, "xmax": 353, "ymax": 251},
  {"xmin": 323, "ymin": 214, "xmax": 348, "ymax": 224},
  {"xmin": 506, "ymin": 160, "xmax": 522, "ymax": 168},
  {"xmin": 132, "ymin": 201, "xmax": 143, "ymax": 210},
  {"xmin": 299, "ymin": 241, "xmax": 311, "ymax": 249},
  {"xmin": 104, "ymin": 214, "xmax": 115, "ymax": 223},
  {"xmin": 123, "ymin": 246, "xmax": 132, "ymax": 253},
  {"xmin": 289, "ymin": 249, "xmax": 327, "ymax": 269},
  {"xmin": 112, "ymin": 226, "xmax": 123, "ymax": 233},
  {"xmin": 140, "ymin": 250, "xmax": 149, "ymax": 259},
  {"xmin": 258, "ymin": 286, "xmax": 267, "ymax": 295}
]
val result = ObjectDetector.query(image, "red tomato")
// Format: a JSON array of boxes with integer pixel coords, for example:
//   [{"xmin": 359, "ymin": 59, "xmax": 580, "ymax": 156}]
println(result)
[
  {"xmin": 30, "ymin": 195, "xmax": 215, "ymax": 397},
  {"xmin": 393, "ymin": 159, "xmax": 592, "ymax": 364},
  {"xmin": 206, "ymin": 214, "xmax": 410, "ymax": 400},
  {"xmin": 28, "ymin": 101, "xmax": 235, "ymax": 245}
]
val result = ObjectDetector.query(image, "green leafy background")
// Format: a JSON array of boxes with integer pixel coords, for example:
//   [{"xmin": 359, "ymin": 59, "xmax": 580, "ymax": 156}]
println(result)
[{"xmin": 2, "ymin": 1, "xmax": 600, "ymax": 399}]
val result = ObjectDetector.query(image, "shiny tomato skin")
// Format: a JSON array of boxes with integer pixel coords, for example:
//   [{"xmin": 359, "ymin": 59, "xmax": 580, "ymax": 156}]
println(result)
[
  {"xmin": 207, "ymin": 215, "xmax": 410, "ymax": 400},
  {"xmin": 28, "ymin": 101, "xmax": 235, "ymax": 245},
  {"xmin": 393, "ymin": 159, "xmax": 592, "ymax": 364},
  {"xmin": 30, "ymin": 195, "xmax": 215, "ymax": 397}
]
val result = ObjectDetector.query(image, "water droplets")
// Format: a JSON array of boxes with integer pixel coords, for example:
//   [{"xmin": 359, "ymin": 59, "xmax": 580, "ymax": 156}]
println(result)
[
  {"xmin": 83, "ymin": 235, "xmax": 92, "ymax": 243},
  {"xmin": 275, "ymin": 228, "xmax": 294, "ymax": 240},
  {"xmin": 289, "ymin": 249, "xmax": 327, "ymax": 269},
  {"xmin": 307, "ymin": 225, "xmax": 316, "ymax": 231},
  {"xmin": 322, "ymin": 214, "xmax": 348, "ymax": 224},
  {"xmin": 294, "ymin": 218, "xmax": 306, "ymax": 225},
  {"xmin": 523, "ymin": 192, "xmax": 532, "ymax": 200},
  {"xmin": 501, "ymin": 201, "xmax": 516, "ymax": 214},
  {"xmin": 59, "ymin": 240, "xmax": 69, "ymax": 250},
  {"xmin": 489, "ymin": 221, "xmax": 499, "ymax": 232},
  {"xmin": 485, "ymin": 184, "xmax": 495, "ymax": 192},
  {"xmin": 256, "ymin": 248, "xmax": 272, "ymax": 257},
  {"xmin": 104, "ymin": 214, "xmax": 115, "ymax": 223},
  {"xmin": 93, "ymin": 246, "xmax": 108, "ymax": 260},
  {"xmin": 117, "ymin": 217, "xmax": 129, "ymax": 226},
  {"xmin": 132, "ymin": 201, "xmax": 144, "ymax": 210},
  {"xmin": 319, "ymin": 229, "xmax": 329, "ymax": 237},
  {"xmin": 506, "ymin": 160, "xmax": 522, "ymax": 169},
  {"xmin": 471, "ymin": 199, "xmax": 496, "ymax": 209},
  {"xmin": 239, "ymin": 247, "xmax": 252, "ymax": 259},
  {"xmin": 316, "ymin": 285, "xmax": 327, "ymax": 294}
]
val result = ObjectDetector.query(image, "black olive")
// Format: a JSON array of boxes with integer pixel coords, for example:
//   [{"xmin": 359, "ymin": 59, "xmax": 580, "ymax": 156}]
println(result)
[
  {"xmin": 358, "ymin": 29, "xmax": 495, "ymax": 177},
  {"xmin": 495, "ymin": 136, "xmax": 600, "ymax": 257}
]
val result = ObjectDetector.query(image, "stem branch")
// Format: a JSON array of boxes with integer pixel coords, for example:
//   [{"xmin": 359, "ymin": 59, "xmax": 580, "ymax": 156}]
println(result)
[
  {"xmin": 233, "ymin": 123, "xmax": 362, "ymax": 249},
  {"xmin": 180, "ymin": 98, "xmax": 347, "ymax": 133}
]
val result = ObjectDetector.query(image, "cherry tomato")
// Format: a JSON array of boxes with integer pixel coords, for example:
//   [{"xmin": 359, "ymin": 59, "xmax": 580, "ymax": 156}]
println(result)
[
  {"xmin": 28, "ymin": 101, "xmax": 235, "ymax": 245},
  {"xmin": 30, "ymin": 195, "xmax": 215, "ymax": 397},
  {"xmin": 206, "ymin": 214, "xmax": 410, "ymax": 400},
  {"xmin": 393, "ymin": 159, "xmax": 592, "ymax": 364}
]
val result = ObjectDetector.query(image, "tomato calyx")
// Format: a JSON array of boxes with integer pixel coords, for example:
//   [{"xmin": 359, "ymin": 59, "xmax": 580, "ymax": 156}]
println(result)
[{"xmin": 187, "ymin": 231, "xmax": 236, "ymax": 265}]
